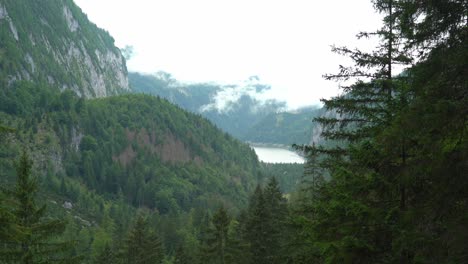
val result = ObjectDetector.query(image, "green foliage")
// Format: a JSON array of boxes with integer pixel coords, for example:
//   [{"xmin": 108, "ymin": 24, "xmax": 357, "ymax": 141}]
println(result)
[
  {"xmin": 0, "ymin": 0, "xmax": 127, "ymax": 97},
  {"xmin": 198, "ymin": 206, "xmax": 230, "ymax": 264},
  {"xmin": 290, "ymin": 0, "xmax": 468, "ymax": 263},
  {"xmin": 243, "ymin": 180, "xmax": 288, "ymax": 264},
  {"xmin": 122, "ymin": 215, "xmax": 164, "ymax": 264},
  {"xmin": 93, "ymin": 244, "xmax": 117, "ymax": 264},
  {"xmin": 0, "ymin": 81, "xmax": 261, "ymax": 263},
  {"xmin": 0, "ymin": 150, "xmax": 78, "ymax": 264}
]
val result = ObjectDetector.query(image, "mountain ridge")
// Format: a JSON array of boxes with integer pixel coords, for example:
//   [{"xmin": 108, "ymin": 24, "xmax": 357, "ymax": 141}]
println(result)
[{"xmin": 0, "ymin": 0, "xmax": 129, "ymax": 97}]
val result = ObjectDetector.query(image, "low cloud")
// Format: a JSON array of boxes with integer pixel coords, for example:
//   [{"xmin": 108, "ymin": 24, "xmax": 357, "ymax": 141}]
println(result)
[{"xmin": 199, "ymin": 76, "xmax": 285, "ymax": 114}]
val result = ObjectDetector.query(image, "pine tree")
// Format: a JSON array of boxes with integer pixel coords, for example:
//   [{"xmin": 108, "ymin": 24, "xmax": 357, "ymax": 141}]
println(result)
[
  {"xmin": 123, "ymin": 215, "xmax": 164, "ymax": 264},
  {"xmin": 245, "ymin": 185, "xmax": 268, "ymax": 264},
  {"xmin": 198, "ymin": 206, "xmax": 230, "ymax": 264},
  {"xmin": 263, "ymin": 177, "xmax": 287, "ymax": 264},
  {"xmin": 297, "ymin": 0, "xmax": 414, "ymax": 262},
  {"xmin": 174, "ymin": 245, "xmax": 191, "ymax": 264},
  {"xmin": 294, "ymin": 0, "xmax": 468, "ymax": 262},
  {"xmin": 0, "ymin": 191, "xmax": 22, "ymax": 250},
  {"xmin": 211, "ymin": 206, "xmax": 229, "ymax": 264},
  {"xmin": 197, "ymin": 211, "xmax": 214, "ymax": 264},
  {"xmin": 94, "ymin": 244, "xmax": 117, "ymax": 264},
  {"xmin": 0, "ymin": 125, "xmax": 21, "ymax": 245},
  {"xmin": 1, "ymin": 150, "xmax": 78, "ymax": 264},
  {"xmin": 225, "ymin": 218, "xmax": 249, "ymax": 264}
]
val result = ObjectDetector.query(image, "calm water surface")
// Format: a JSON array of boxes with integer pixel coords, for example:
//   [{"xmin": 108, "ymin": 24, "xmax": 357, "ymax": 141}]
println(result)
[{"xmin": 251, "ymin": 146, "xmax": 305, "ymax": 163}]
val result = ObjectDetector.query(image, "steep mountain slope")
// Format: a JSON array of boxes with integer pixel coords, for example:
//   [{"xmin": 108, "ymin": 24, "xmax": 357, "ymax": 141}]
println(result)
[
  {"xmin": 0, "ymin": 1, "xmax": 273, "ymax": 261},
  {"xmin": 129, "ymin": 72, "xmax": 219, "ymax": 112},
  {"xmin": 0, "ymin": 0, "xmax": 129, "ymax": 97},
  {"xmin": 0, "ymin": 84, "xmax": 260, "ymax": 213}
]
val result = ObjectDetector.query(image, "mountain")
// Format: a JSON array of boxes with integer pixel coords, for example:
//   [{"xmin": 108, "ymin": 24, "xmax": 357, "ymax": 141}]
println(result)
[
  {"xmin": 0, "ymin": 0, "xmax": 129, "ymax": 97},
  {"xmin": 242, "ymin": 107, "xmax": 323, "ymax": 145},
  {"xmin": 129, "ymin": 71, "xmax": 320, "ymax": 144},
  {"xmin": 0, "ymin": 1, "xmax": 265, "ymax": 260},
  {"xmin": 128, "ymin": 71, "xmax": 218, "ymax": 112},
  {"xmin": 1, "ymin": 84, "xmax": 260, "ymax": 214}
]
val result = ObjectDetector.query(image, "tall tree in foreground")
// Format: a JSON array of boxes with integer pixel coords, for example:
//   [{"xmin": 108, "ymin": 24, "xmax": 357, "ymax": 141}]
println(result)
[
  {"xmin": 0, "ymin": 125, "xmax": 21, "ymax": 246},
  {"xmin": 198, "ymin": 206, "xmax": 232, "ymax": 264},
  {"xmin": 293, "ymin": 0, "xmax": 467, "ymax": 262},
  {"xmin": 1, "ymin": 150, "xmax": 78, "ymax": 264}
]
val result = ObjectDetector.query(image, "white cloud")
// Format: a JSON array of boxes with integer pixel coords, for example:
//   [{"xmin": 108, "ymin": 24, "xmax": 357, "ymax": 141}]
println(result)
[{"xmin": 74, "ymin": 0, "xmax": 383, "ymax": 108}]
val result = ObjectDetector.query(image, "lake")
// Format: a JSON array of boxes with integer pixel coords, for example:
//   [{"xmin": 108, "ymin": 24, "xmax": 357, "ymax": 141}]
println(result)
[{"xmin": 251, "ymin": 145, "xmax": 305, "ymax": 164}]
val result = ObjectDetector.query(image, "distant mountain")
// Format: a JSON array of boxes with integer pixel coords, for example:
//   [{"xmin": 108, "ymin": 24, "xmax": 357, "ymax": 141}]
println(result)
[
  {"xmin": 129, "ymin": 72, "xmax": 218, "ymax": 112},
  {"xmin": 0, "ymin": 1, "xmax": 307, "ymax": 261},
  {"xmin": 129, "ymin": 72, "xmax": 321, "ymax": 145},
  {"xmin": 242, "ymin": 107, "xmax": 323, "ymax": 145},
  {"xmin": 0, "ymin": 0, "xmax": 129, "ymax": 97},
  {"xmin": 0, "ymin": 0, "xmax": 263, "ymax": 218}
]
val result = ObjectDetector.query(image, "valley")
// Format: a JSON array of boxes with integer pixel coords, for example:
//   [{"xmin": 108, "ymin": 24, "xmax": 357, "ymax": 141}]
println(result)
[{"xmin": 1, "ymin": 0, "xmax": 466, "ymax": 263}]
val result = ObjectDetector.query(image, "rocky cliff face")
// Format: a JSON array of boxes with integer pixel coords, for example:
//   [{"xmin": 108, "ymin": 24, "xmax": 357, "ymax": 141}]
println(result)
[{"xmin": 0, "ymin": 0, "xmax": 129, "ymax": 97}]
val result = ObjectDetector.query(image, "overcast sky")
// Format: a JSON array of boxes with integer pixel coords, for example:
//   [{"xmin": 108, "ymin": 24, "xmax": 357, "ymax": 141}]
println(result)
[{"xmin": 74, "ymin": 0, "xmax": 382, "ymax": 109}]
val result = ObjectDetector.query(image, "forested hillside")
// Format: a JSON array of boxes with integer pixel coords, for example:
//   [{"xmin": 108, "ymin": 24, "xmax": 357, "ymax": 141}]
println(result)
[
  {"xmin": 1, "ymin": 0, "xmax": 467, "ymax": 263},
  {"xmin": 1, "ymin": 83, "xmax": 260, "ymax": 210},
  {"xmin": 0, "ymin": 83, "xmax": 262, "ymax": 262}
]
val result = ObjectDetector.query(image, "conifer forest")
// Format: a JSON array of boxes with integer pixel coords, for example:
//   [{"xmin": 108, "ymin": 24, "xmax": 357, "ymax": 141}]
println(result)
[{"xmin": 0, "ymin": 0, "xmax": 466, "ymax": 263}]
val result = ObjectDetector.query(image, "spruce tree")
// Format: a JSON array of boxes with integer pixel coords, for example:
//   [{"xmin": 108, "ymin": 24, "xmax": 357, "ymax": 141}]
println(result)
[
  {"xmin": 294, "ymin": 0, "xmax": 468, "ymax": 262},
  {"xmin": 211, "ymin": 206, "xmax": 229, "ymax": 264},
  {"xmin": 94, "ymin": 244, "xmax": 117, "ymax": 264},
  {"xmin": 245, "ymin": 185, "xmax": 268, "ymax": 264},
  {"xmin": 0, "ymin": 125, "xmax": 21, "ymax": 245},
  {"xmin": 198, "ymin": 206, "xmax": 231, "ymax": 264},
  {"xmin": 225, "ymin": 218, "xmax": 249, "ymax": 264},
  {"xmin": 174, "ymin": 245, "xmax": 191, "ymax": 264},
  {"xmin": 263, "ymin": 177, "xmax": 287, "ymax": 264},
  {"xmin": 1, "ymin": 150, "xmax": 78, "ymax": 264},
  {"xmin": 298, "ymin": 0, "xmax": 414, "ymax": 262},
  {"xmin": 123, "ymin": 215, "xmax": 164, "ymax": 264}
]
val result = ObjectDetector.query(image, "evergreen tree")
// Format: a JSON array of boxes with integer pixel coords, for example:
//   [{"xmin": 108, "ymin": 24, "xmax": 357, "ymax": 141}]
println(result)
[
  {"xmin": 1, "ymin": 150, "xmax": 78, "ymax": 264},
  {"xmin": 123, "ymin": 215, "xmax": 164, "ymax": 264},
  {"xmin": 297, "ymin": 0, "xmax": 413, "ymax": 262},
  {"xmin": 245, "ymin": 185, "xmax": 268, "ymax": 264},
  {"xmin": 197, "ymin": 211, "xmax": 214, "ymax": 264},
  {"xmin": 0, "ymin": 192, "xmax": 22, "ymax": 251},
  {"xmin": 225, "ymin": 218, "xmax": 249, "ymax": 264},
  {"xmin": 263, "ymin": 177, "xmax": 287, "ymax": 264},
  {"xmin": 94, "ymin": 244, "xmax": 117, "ymax": 264},
  {"xmin": 211, "ymin": 206, "xmax": 230, "ymax": 264},
  {"xmin": 198, "ymin": 206, "xmax": 230, "ymax": 264},
  {"xmin": 0, "ymin": 126, "xmax": 20, "ymax": 245},
  {"xmin": 293, "ymin": 0, "xmax": 467, "ymax": 262},
  {"xmin": 174, "ymin": 245, "xmax": 191, "ymax": 264}
]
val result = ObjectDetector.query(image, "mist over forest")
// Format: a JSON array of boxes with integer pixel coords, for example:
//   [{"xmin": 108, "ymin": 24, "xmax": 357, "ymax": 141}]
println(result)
[{"xmin": 0, "ymin": 0, "xmax": 466, "ymax": 263}]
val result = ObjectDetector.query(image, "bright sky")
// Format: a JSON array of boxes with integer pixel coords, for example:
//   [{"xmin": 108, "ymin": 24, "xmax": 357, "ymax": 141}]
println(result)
[{"xmin": 74, "ymin": 0, "xmax": 382, "ymax": 109}]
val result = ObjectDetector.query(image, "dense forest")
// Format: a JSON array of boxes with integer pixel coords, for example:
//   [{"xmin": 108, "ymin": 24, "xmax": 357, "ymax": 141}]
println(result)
[{"xmin": 1, "ymin": 0, "xmax": 467, "ymax": 263}]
